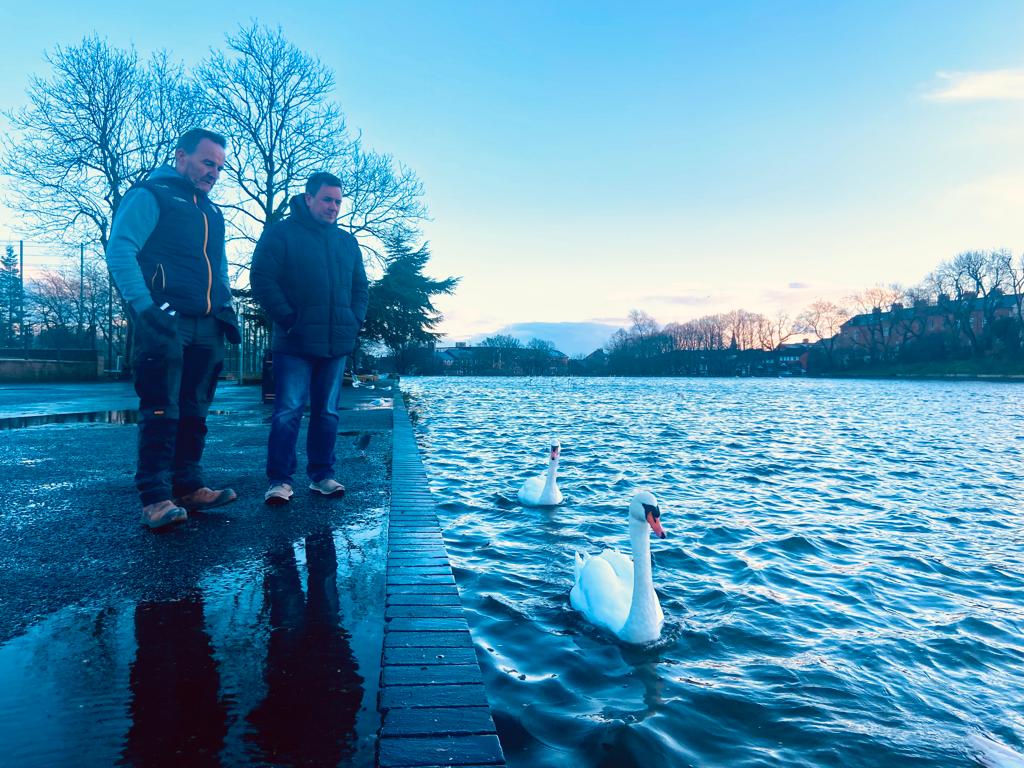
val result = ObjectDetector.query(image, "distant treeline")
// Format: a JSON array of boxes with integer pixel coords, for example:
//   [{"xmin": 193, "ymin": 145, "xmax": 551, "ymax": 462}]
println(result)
[
  {"xmin": 392, "ymin": 249, "xmax": 1024, "ymax": 378},
  {"xmin": 594, "ymin": 249, "xmax": 1024, "ymax": 377}
]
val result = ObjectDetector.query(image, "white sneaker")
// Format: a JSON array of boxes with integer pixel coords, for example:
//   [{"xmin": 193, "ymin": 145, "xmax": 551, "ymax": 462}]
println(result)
[
  {"xmin": 309, "ymin": 478, "xmax": 345, "ymax": 498},
  {"xmin": 264, "ymin": 483, "xmax": 294, "ymax": 506}
]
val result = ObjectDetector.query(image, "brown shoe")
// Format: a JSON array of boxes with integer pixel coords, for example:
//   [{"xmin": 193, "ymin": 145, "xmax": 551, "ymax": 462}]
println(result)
[
  {"xmin": 142, "ymin": 500, "xmax": 188, "ymax": 530},
  {"xmin": 175, "ymin": 486, "xmax": 238, "ymax": 511}
]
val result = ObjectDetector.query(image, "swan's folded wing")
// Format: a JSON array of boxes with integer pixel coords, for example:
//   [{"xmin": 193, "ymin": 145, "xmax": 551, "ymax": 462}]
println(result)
[
  {"xmin": 598, "ymin": 549, "xmax": 635, "ymax": 588},
  {"xmin": 969, "ymin": 734, "xmax": 1024, "ymax": 768},
  {"xmin": 572, "ymin": 555, "xmax": 631, "ymax": 633},
  {"xmin": 517, "ymin": 475, "xmax": 544, "ymax": 505}
]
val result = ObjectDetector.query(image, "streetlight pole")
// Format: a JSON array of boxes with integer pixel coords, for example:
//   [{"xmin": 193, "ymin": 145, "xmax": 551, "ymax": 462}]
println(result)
[
  {"xmin": 19, "ymin": 241, "xmax": 26, "ymax": 354},
  {"xmin": 79, "ymin": 243, "xmax": 85, "ymax": 342}
]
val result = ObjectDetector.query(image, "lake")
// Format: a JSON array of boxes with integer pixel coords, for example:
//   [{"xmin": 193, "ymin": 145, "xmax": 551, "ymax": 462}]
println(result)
[{"xmin": 402, "ymin": 376, "xmax": 1024, "ymax": 768}]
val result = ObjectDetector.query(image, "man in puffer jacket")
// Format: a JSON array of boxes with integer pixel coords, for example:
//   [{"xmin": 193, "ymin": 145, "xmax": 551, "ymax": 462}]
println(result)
[
  {"xmin": 105, "ymin": 128, "xmax": 241, "ymax": 530},
  {"xmin": 250, "ymin": 172, "xmax": 369, "ymax": 505}
]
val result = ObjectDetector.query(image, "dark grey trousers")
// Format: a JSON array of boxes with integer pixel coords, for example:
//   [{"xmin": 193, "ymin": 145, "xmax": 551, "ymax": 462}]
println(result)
[{"xmin": 132, "ymin": 314, "xmax": 225, "ymax": 505}]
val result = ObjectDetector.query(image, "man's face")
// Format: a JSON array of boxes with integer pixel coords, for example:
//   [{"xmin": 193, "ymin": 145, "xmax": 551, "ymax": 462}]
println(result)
[
  {"xmin": 305, "ymin": 185, "xmax": 343, "ymax": 224},
  {"xmin": 175, "ymin": 138, "xmax": 226, "ymax": 194}
]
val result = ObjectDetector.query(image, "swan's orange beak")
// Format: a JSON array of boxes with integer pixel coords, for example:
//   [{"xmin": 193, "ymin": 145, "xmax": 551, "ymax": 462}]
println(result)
[{"xmin": 646, "ymin": 511, "xmax": 666, "ymax": 539}]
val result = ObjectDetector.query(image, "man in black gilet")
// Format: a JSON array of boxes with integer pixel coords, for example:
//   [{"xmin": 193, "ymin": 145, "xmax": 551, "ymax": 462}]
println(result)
[{"xmin": 106, "ymin": 128, "xmax": 241, "ymax": 529}]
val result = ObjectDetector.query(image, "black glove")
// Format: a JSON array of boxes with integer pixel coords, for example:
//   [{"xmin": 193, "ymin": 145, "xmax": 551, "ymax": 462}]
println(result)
[
  {"xmin": 215, "ymin": 305, "xmax": 242, "ymax": 344},
  {"xmin": 140, "ymin": 304, "xmax": 177, "ymax": 337}
]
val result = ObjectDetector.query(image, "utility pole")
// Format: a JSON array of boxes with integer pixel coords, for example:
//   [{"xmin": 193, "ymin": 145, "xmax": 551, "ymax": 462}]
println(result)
[
  {"xmin": 19, "ymin": 241, "xmax": 26, "ymax": 354},
  {"xmin": 237, "ymin": 302, "xmax": 245, "ymax": 385},
  {"xmin": 107, "ymin": 270, "xmax": 113, "ymax": 372},
  {"xmin": 79, "ymin": 243, "xmax": 85, "ymax": 341}
]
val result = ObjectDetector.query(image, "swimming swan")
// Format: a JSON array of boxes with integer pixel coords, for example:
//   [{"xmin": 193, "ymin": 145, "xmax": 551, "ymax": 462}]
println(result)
[
  {"xmin": 970, "ymin": 734, "xmax": 1024, "ymax": 768},
  {"xmin": 517, "ymin": 441, "xmax": 563, "ymax": 507},
  {"xmin": 570, "ymin": 490, "xmax": 667, "ymax": 644}
]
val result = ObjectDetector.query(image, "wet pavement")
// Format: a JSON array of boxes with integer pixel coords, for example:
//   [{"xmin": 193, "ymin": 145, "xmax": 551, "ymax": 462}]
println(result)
[
  {"xmin": 0, "ymin": 379, "xmax": 395, "ymax": 767},
  {"xmin": 0, "ymin": 380, "xmax": 140, "ymax": 420}
]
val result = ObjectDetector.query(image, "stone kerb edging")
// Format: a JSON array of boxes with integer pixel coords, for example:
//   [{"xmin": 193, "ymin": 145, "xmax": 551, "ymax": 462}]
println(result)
[{"xmin": 378, "ymin": 391, "xmax": 506, "ymax": 768}]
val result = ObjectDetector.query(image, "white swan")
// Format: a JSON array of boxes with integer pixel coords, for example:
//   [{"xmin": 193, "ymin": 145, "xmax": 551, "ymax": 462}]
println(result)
[
  {"xmin": 971, "ymin": 735, "xmax": 1024, "ymax": 768},
  {"xmin": 570, "ymin": 490, "xmax": 667, "ymax": 644},
  {"xmin": 517, "ymin": 441, "xmax": 563, "ymax": 506}
]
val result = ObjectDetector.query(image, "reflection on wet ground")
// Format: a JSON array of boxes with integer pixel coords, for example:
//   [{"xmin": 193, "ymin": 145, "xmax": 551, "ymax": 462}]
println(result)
[
  {"xmin": 0, "ymin": 522, "xmax": 385, "ymax": 768},
  {"xmin": 0, "ymin": 383, "xmax": 391, "ymax": 767},
  {"xmin": 245, "ymin": 531, "xmax": 363, "ymax": 766},
  {"xmin": 0, "ymin": 409, "xmax": 140, "ymax": 429}
]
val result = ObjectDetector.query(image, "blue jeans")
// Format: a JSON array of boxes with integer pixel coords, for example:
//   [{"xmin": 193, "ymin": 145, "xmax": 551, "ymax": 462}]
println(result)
[{"xmin": 266, "ymin": 353, "xmax": 346, "ymax": 485}]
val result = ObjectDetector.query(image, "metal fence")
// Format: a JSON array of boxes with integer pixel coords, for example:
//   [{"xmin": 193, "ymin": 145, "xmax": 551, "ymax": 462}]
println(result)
[
  {"xmin": 222, "ymin": 311, "xmax": 271, "ymax": 383},
  {"xmin": 0, "ymin": 239, "xmax": 125, "ymax": 366},
  {"xmin": 1, "ymin": 238, "xmax": 271, "ymax": 380}
]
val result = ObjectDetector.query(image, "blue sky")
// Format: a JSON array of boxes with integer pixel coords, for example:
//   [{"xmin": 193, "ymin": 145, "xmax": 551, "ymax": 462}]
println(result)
[{"xmin": 2, "ymin": 1, "xmax": 1024, "ymax": 353}]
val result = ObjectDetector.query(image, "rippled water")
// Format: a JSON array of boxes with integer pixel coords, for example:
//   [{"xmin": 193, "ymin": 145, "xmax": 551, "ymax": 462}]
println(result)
[{"xmin": 403, "ymin": 376, "xmax": 1024, "ymax": 768}]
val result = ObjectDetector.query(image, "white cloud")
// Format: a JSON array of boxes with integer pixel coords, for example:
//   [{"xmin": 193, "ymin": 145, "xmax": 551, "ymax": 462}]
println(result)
[
  {"xmin": 925, "ymin": 69, "xmax": 1024, "ymax": 102},
  {"xmin": 464, "ymin": 321, "xmax": 621, "ymax": 356}
]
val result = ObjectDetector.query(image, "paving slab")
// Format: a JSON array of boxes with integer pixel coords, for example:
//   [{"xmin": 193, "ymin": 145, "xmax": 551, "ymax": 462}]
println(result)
[{"xmin": 378, "ymin": 393, "xmax": 505, "ymax": 768}]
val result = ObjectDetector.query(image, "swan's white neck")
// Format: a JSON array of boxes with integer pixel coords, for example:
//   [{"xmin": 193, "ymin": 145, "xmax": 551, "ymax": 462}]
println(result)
[
  {"xmin": 620, "ymin": 518, "xmax": 660, "ymax": 642},
  {"xmin": 542, "ymin": 457, "xmax": 559, "ymax": 494}
]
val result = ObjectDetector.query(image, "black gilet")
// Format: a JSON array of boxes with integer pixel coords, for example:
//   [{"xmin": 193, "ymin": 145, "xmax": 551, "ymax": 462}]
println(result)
[{"xmin": 134, "ymin": 175, "xmax": 228, "ymax": 316}]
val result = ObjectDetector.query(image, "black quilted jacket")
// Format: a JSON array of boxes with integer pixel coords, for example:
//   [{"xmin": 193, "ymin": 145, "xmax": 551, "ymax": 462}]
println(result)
[{"xmin": 251, "ymin": 195, "xmax": 369, "ymax": 358}]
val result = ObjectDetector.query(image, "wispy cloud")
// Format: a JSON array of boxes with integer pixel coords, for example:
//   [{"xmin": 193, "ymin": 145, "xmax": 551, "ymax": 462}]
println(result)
[
  {"xmin": 641, "ymin": 285, "xmax": 735, "ymax": 307},
  {"xmin": 645, "ymin": 294, "xmax": 716, "ymax": 306},
  {"xmin": 759, "ymin": 283, "xmax": 822, "ymax": 306},
  {"xmin": 925, "ymin": 69, "xmax": 1024, "ymax": 102}
]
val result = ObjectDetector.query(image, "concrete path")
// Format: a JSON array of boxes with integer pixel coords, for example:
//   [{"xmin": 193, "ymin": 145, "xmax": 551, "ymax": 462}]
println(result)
[
  {"xmin": 378, "ymin": 394, "xmax": 506, "ymax": 767},
  {"xmin": 0, "ymin": 378, "xmax": 506, "ymax": 767},
  {"xmin": 0, "ymin": 380, "xmax": 391, "ymax": 766}
]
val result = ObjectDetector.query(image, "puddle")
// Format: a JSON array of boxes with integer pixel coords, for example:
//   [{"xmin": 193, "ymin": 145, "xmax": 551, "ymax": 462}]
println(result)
[
  {"xmin": 0, "ymin": 410, "xmax": 139, "ymax": 430},
  {"xmin": 353, "ymin": 399, "xmax": 392, "ymax": 411},
  {"xmin": 0, "ymin": 522, "xmax": 385, "ymax": 767},
  {"xmin": 0, "ymin": 409, "xmax": 239, "ymax": 431}
]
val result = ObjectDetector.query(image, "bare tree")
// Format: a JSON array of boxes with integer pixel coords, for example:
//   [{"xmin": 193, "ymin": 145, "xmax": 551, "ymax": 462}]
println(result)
[
  {"xmin": 693, "ymin": 315, "xmax": 725, "ymax": 351},
  {"xmin": 479, "ymin": 334, "xmax": 522, "ymax": 349},
  {"xmin": 926, "ymin": 250, "xmax": 1011, "ymax": 356},
  {"xmin": 26, "ymin": 270, "xmax": 77, "ymax": 345},
  {"xmin": 628, "ymin": 309, "xmax": 659, "ymax": 339},
  {"xmin": 199, "ymin": 23, "xmax": 428, "ymax": 272},
  {"xmin": 795, "ymin": 300, "xmax": 849, "ymax": 367},
  {"xmin": 198, "ymin": 25, "xmax": 348, "ymax": 241},
  {"xmin": 721, "ymin": 309, "xmax": 762, "ymax": 350},
  {"xmin": 1, "ymin": 36, "xmax": 199, "ymax": 249},
  {"xmin": 339, "ymin": 144, "xmax": 428, "ymax": 266},
  {"xmin": 844, "ymin": 284, "xmax": 907, "ymax": 362},
  {"xmin": 24, "ymin": 257, "xmax": 121, "ymax": 351},
  {"xmin": 1006, "ymin": 251, "xmax": 1024, "ymax": 330},
  {"xmin": 756, "ymin": 310, "xmax": 794, "ymax": 351},
  {"xmin": 523, "ymin": 338, "xmax": 558, "ymax": 375}
]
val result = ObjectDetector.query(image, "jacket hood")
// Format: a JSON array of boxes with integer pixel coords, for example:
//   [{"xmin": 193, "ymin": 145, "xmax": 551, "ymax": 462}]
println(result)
[
  {"xmin": 288, "ymin": 194, "xmax": 333, "ymax": 229},
  {"xmin": 148, "ymin": 165, "xmax": 181, "ymax": 181},
  {"xmin": 147, "ymin": 164, "xmax": 207, "ymax": 197}
]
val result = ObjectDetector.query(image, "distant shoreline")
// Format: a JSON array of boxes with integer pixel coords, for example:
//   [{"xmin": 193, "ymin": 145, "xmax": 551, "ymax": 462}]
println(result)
[
  {"xmin": 825, "ymin": 372, "xmax": 1024, "ymax": 383},
  {"xmin": 410, "ymin": 369, "xmax": 1024, "ymax": 382}
]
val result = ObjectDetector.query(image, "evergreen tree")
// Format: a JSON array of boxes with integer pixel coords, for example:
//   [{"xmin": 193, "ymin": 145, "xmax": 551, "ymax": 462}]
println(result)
[
  {"xmin": 0, "ymin": 244, "xmax": 20, "ymax": 346},
  {"xmin": 362, "ymin": 236, "xmax": 458, "ymax": 373}
]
